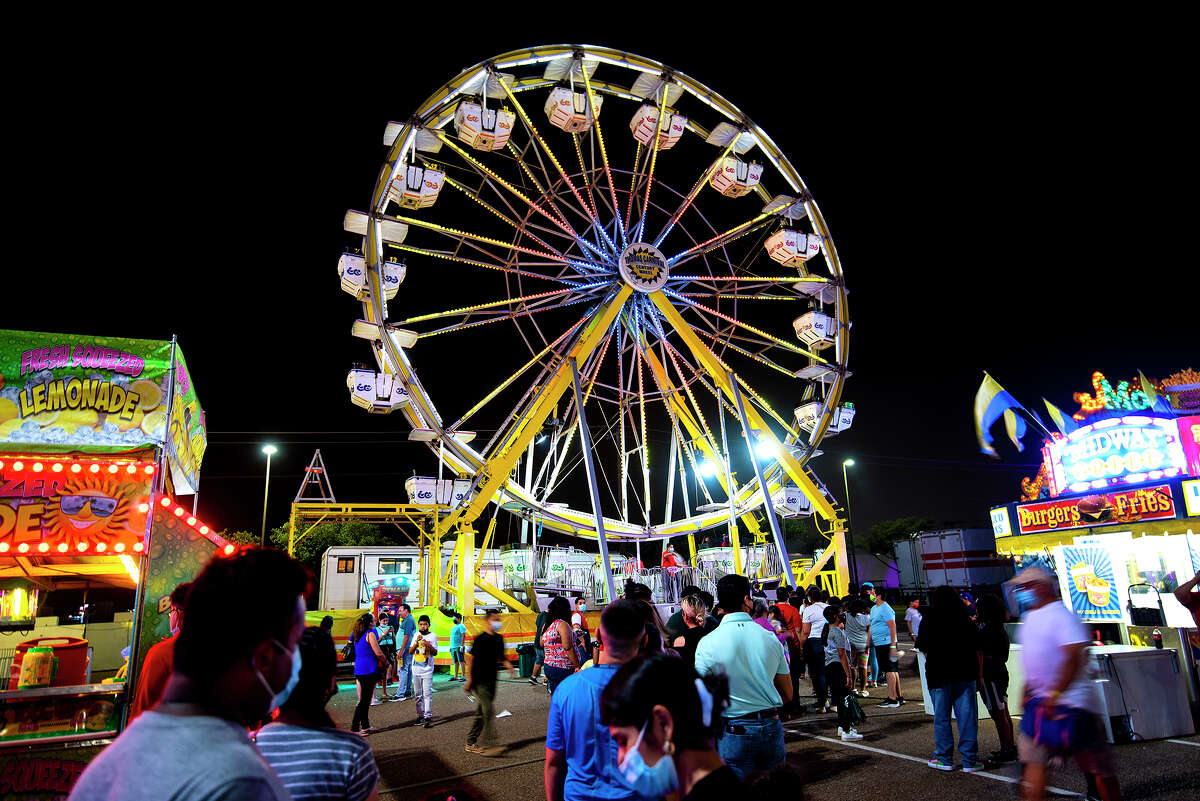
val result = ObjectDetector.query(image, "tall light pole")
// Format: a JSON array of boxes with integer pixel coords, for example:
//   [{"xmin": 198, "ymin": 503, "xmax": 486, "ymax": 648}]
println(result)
[
  {"xmin": 842, "ymin": 459, "xmax": 859, "ymax": 586},
  {"xmin": 261, "ymin": 445, "xmax": 277, "ymax": 546}
]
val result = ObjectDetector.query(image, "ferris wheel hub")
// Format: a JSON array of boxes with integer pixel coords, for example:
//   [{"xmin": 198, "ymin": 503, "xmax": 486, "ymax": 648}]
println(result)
[{"xmin": 618, "ymin": 242, "xmax": 670, "ymax": 293}]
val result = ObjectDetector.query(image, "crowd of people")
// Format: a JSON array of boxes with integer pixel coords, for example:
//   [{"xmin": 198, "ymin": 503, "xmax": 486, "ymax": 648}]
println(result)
[{"xmin": 69, "ymin": 539, "xmax": 1189, "ymax": 801}]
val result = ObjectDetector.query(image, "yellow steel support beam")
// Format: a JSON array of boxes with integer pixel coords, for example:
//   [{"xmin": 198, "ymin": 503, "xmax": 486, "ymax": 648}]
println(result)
[
  {"xmin": 474, "ymin": 577, "xmax": 534, "ymax": 614},
  {"xmin": 639, "ymin": 338, "xmax": 766, "ymax": 541},
  {"xmin": 457, "ymin": 525, "xmax": 474, "ymax": 614},
  {"xmin": 648, "ymin": 291, "xmax": 837, "ymax": 522},
  {"xmin": 445, "ymin": 285, "xmax": 633, "ymax": 531},
  {"xmin": 795, "ymin": 530, "xmax": 850, "ymax": 595}
]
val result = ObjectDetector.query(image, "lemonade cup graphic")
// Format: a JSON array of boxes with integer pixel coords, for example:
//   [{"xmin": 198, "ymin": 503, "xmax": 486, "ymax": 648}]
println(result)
[
  {"xmin": 1084, "ymin": 575, "xmax": 1111, "ymax": 608},
  {"xmin": 1070, "ymin": 562, "xmax": 1096, "ymax": 593}
]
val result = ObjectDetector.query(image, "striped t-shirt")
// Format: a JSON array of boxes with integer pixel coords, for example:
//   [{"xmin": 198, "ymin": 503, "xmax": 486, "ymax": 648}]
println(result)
[{"xmin": 255, "ymin": 723, "xmax": 379, "ymax": 801}]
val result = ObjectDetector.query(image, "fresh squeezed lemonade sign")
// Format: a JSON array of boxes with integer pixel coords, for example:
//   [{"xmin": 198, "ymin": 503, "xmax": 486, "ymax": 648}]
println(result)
[{"xmin": 0, "ymin": 331, "xmax": 206, "ymax": 493}]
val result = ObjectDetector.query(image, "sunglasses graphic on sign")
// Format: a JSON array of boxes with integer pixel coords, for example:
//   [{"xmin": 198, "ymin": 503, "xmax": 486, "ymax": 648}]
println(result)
[{"xmin": 59, "ymin": 495, "xmax": 119, "ymax": 517}]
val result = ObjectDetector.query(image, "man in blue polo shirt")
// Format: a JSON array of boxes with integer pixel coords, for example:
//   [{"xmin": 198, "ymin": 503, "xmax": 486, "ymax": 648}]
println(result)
[
  {"xmin": 544, "ymin": 600, "xmax": 648, "ymax": 801},
  {"xmin": 694, "ymin": 574, "xmax": 793, "ymax": 778}
]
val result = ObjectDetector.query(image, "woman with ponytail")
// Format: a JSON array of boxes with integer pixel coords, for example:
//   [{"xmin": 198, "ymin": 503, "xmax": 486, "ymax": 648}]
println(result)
[{"xmin": 601, "ymin": 653, "xmax": 745, "ymax": 801}]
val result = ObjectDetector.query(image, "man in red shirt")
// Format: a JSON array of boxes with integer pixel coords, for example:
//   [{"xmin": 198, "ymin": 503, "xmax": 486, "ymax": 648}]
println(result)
[
  {"xmin": 128, "ymin": 582, "xmax": 190, "ymax": 719},
  {"xmin": 774, "ymin": 586, "xmax": 805, "ymax": 708}
]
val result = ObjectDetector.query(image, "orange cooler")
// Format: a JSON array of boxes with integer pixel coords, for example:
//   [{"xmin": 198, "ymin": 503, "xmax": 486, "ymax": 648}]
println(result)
[{"xmin": 7, "ymin": 637, "xmax": 90, "ymax": 690}]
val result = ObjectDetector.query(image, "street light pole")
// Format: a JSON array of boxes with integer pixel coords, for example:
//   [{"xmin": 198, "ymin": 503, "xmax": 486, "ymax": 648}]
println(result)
[
  {"xmin": 842, "ymin": 459, "xmax": 859, "ymax": 586},
  {"xmin": 261, "ymin": 445, "xmax": 277, "ymax": 547}
]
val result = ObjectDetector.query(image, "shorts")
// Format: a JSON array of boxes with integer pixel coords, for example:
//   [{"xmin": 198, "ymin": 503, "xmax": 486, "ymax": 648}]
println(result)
[
  {"xmin": 850, "ymin": 645, "xmax": 869, "ymax": 668},
  {"xmin": 1018, "ymin": 711, "xmax": 1114, "ymax": 776},
  {"xmin": 979, "ymin": 676, "xmax": 1008, "ymax": 715},
  {"xmin": 873, "ymin": 644, "xmax": 899, "ymax": 673},
  {"xmin": 534, "ymin": 646, "xmax": 545, "ymax": 667},
  {"xmin": 381, "ymin": 644, "xmax": 397, "ymax": 663},
  {"xmin": 451, "ymin": 646, "xmax": 465, "ymax": 664}
]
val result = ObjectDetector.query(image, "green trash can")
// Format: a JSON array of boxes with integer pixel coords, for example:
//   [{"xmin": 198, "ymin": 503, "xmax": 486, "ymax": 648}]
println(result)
[{"xmin": 517, "ymin": 645, "xmax": 534, "ymax": 678}]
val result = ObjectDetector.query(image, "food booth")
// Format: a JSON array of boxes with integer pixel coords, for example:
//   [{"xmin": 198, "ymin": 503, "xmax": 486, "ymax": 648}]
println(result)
[
  {"xmin": 982, "ymin": 371, "xmax": 1200, "ymax": 739},
  {"xmin": 0, "ymin": 330, "xmax": 227, "ymax": 795}
]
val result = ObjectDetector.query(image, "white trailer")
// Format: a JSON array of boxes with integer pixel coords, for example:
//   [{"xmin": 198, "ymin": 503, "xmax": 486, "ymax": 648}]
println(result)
[
  {"xmin": 894, "ymin": 528, "xmax": 1014, "ymax": 590},
  {"xmin": 317, "ymin": 544, "xmax": 507, "ymax": 610}
]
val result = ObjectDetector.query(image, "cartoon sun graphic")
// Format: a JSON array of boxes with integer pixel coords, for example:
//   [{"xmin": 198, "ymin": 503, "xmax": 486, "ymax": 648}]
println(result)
[{"xmin": 43, "ymin": 476, "xmax": 141, "ymax": 548}]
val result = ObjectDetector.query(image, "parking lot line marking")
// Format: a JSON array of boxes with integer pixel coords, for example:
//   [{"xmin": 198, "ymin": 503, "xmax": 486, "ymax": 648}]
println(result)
[
  {"xmin": 785, "ymin": 729, "xmax": 1081, "ymax": 798},
  {"xmin": 1167, "ymin": 739, "xmax": 1199, "ymax": 747},
  {"xmin": 378, "ymin": 756, "xmax": 544, "ymax": 796}
]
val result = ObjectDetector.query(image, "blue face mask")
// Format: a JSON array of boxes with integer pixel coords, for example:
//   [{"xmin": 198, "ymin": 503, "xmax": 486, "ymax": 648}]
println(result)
[
  {"xmin": 255, "ymin": 639, "xmax": 302, "ymax": 715},
  {"xmin": 1014, "ymin": 588, "xmax": 1038, "ymax": 614},
  {"xmin": 617, "ymin": 720, "xmax": 678, "ymax": 797}
]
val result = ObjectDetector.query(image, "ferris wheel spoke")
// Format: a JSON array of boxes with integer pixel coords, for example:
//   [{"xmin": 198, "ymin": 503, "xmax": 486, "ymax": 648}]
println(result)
[
  {"xmin": 416, "ymin": 284, "xmax": 608, "ymax": 339},
  {"xmin": 652, "ymin": 141, "xmax": 736, "ymax": 248},
  {"xmin": 504, "ymin": 142, "xmax": 612, "ymax": 266},
  {"xmin": 399, "ymin": 285, "xmax": 603, "ymax": 327},
  {"xmin": 571, "ymin": 133, "xmax": 604, "ymax": 253},
  {"xmin": 497, "ymin": 72, "xmax": 619, "ymax": 258},
  {"xmin": 388, "ymin": 243, "xmax": 589, "ymax": 287},
  {"xmin": 451, "ymin": 313, "xmax": 590, "ymax": 431},
  {"xmin": 663, "ymin": 288, "xmax": 824, "ymax": 361},
  {"xmin": 691, "ymin": 327, "xmax": 799, "ymax": 383},
  {"xmin": 648, "ymin": 290, "xmax": 837, "ymax": 521},
  {"xmin": 632, "ymin": 90, "xmax": 673, "ymax": 243},
  {"xmin": 580, "ymin": 66, "xmax": 627, "ymax": 249},
  {"xmin": 435, "ymin": 132, "xmax": 603, "ymax": 262},
  {"xmin": 437, "ymin": 171, "xmax": 575, "ymax": 261},
  {"xmin": 666, "ymin": 212, "xmax": 774, "ymax": 267}
]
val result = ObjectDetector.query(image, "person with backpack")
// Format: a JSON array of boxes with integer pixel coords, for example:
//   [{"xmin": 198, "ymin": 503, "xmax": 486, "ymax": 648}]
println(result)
[{"xmin": 822, "ymin": 603, "xmax": 863, "ymax": 741}]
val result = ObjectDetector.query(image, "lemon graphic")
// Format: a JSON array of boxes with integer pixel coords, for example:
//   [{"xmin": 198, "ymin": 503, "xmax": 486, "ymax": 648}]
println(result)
[
  {"xmin": 117, "ymin": 407, "xmax": 145, "ymax": 432},
  {"xmin": 58, "ymin": 409, "xmax": 100, "ymax": 429},
  {"xmin": 132, "ymin": 379, "xmax": 162, "ymax": 412},
  {"xmin": 141, "ymin": 409, "xmax": 167, "ymax": 440},
  {"xmin": 0, "ymin": 398, "xmax": 18, "ymax": 423},
  {"xmin": 0, "ymin": 418, "xmax": 23, "ymax": 439},
  {"xmin": 27, "ymin": 410, "xmax": 60, "ymax": 427}
]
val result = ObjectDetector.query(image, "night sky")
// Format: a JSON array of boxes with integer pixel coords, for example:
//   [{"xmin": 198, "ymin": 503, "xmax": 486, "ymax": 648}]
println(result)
[{"xmin": 8, "ymin": 22, "xmax": 1193, "ymax": 550}]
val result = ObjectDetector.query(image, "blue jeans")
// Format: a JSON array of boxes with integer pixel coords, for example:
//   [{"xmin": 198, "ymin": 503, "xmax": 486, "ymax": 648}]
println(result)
[
  {"xmin": 930, "ymin": 681, "xmax": 978, "ymax": 765},
  {"xmin": 544, "ymin": 665, "xmax": 573, "ymax": 693},
  {"xmin": 396, "ymin": 651, "xmax": 414, "ymax": 697},
  {"xmin": 718, "ymin": 716, "xmax": 785, "ymax": 779},
  {"xmin": 868, "ymin": 646, "xmax": 882, "ymax": 683}
]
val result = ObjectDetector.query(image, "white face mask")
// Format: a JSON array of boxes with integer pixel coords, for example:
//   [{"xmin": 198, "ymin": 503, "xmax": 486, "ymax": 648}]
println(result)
[{"xmin": 491, "ymin": 621, "xmax": 503, "ymax": 632}]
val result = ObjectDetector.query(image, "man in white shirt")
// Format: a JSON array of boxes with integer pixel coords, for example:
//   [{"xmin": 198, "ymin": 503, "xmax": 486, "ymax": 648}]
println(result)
[
  {"xmin": 410, "ymin": 615, "xmax": 439, "ymax": 727},
  {"xmin": 1008, "ymin": 567, "xmax": 1120, "ymax": 801},
  {"xmin": 796, "ymin": 586, "xmax": 829, "ymax": 712},
  {"xmin": 70, "ymin": 548, "xmax": 307, "ymax": 801},
  {"xmin": 694, "ymin": 574, "xmax": 792, "ymax": 778}
]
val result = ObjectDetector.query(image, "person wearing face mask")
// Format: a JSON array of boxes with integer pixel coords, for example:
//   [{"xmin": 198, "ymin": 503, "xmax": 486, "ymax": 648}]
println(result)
[
  {"xmin": 465, "ymin": 609, "xmax": 517, "ymax": 756},
  {"xmin": 602, "ymin": 653, "xmax": 741, "ymax": 801},
  {"xmin": 128, "ymin": 582, "xmax": 191, "ymax": 720},
  {"xmin": 822, "ymin": 604, "xmax": 863, "ymax": 741},
  {"xmin": 255, "ymin": 627, "xmax": 380, "ymax": 801},
  {"xmin": 693, "ymin": 574, "xmax": 792, "ymax": 779},
  {"xmin": 70, "ymin": 547, "xmax": 308, "ymax": 801},
  {"xmin": 1005, "ymin": 568, "xmax": 1120, "ymax": 801}
]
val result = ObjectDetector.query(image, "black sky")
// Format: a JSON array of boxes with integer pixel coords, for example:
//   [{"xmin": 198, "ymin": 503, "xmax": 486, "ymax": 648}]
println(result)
[{"xmin": 7, "ymin": 19, "xmax": 1195, "ymax": 547}]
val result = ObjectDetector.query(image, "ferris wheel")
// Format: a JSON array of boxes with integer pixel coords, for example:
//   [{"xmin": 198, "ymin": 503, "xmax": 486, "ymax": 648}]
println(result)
[{"xmin": 340, "ymin": 45, "xmax": 853, "ymax": 588}]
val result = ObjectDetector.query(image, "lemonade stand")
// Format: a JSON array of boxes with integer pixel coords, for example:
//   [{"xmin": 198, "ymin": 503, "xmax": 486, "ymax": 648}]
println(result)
[{"xmin": 0, "ymin": 330, "xmax": 226, "ymax": 787}]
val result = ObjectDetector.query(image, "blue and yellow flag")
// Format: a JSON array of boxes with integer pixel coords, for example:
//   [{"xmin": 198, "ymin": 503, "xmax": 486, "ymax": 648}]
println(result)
[
  {"xmin": 1042, "ymin": 398, "xmax": 1079, "ymax": 436},
  {"xmin": 1003, "ymin": 409, "xmax": 1027, "ymax": 452},
  {"xmin": 1139, "ymin": 370, "xmax": 1174, "ymax": 414},
  {"xmin": 975, "ymin": 372, "xmax": 1023, "ymax": 457}
]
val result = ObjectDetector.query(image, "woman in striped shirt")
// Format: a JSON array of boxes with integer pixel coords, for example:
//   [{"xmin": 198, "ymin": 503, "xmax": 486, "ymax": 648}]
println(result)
[{"xmin": 256, "ymin": 627, "xmax": 380, "ymax": 801}]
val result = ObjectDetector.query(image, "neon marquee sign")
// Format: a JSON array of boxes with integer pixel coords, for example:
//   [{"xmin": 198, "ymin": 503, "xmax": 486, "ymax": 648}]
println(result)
[
  {"xmin": 1073, "ymin": 371, "xmax": 1151, "ymax": 421},
  {"xmin": 1046, "ymin": 415, "xmax": 1186, "ymax": 496}
]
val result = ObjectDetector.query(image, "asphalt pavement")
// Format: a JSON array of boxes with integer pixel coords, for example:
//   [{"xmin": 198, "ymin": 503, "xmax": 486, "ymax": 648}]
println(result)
[{"xmin": 326, "ymin": 651, "xmax": 1200, "ymax": 801}]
